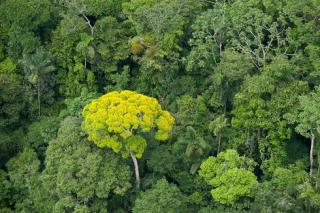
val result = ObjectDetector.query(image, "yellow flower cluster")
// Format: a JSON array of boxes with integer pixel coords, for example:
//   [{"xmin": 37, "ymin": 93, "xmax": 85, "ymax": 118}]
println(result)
[{"xmin": 82, "ymin": 90, "xmax": 174, "ymax": 158}]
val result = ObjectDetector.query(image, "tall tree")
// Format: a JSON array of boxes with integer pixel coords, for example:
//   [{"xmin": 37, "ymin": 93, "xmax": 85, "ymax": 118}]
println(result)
[
  {"xmin": 82, "ymin": 90, "xmax": 175, "ymax": 187},
  {"xmin": 42, "ymin": 117, "xmax": 131, "ymax": 212},
  {"xmin": 286, "ymin": 86, "xmax": 320, "ymax": 175},
  {"xmin": 21, "ymin": 48, "xmax": 55, "ymax": 117},
  {"xmin": 199, "ymin": 149, "xmax": 258, "ymax": 205}
]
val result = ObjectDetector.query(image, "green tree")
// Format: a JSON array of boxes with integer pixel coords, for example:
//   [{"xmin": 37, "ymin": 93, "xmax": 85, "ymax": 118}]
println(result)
[
  {"xmin": 0, "ymin": 0, "xmax": 55, "ymax": 58},
  {"xmin": 286, "ymin": 86, "xmax": 320, "ymax": 175},
  {"xmin": 133, "ymin": 178, "xmax": 188, "ymax": 213},
  {"xmin": 199, "ymin": 149, "xmax": 258, "ymax": 205},
  {"xmin": 0, "ymin": 170, "xmax": 12, "ymax": 210},
  {"xmin": 209, "ymin": 115, "xmax": 228, "ymax": 154},
  {"xmin": 21, "ymin": 48, "xmax": 55, "ymax": 117},
  {"xmin": 232, "ymin": 56, "xmax": 308, "ymax": 174},
  {"xmin": 0, "ymin": 58, "xmax": 26, "ymax": 129},
  {"xmin": 6, "ymin": 148, "xmax": 41, "ymax": 212},
  {"xmin": 42, "ymin": 117, "xmax": 131, "ymax": 212},
  {"xmin": 251, "ymin": 166, "xmax": 310, "ymax": 212},
  {"xmin": 26, "ymin": 117, "xmax": 60, "ymax": 160}
]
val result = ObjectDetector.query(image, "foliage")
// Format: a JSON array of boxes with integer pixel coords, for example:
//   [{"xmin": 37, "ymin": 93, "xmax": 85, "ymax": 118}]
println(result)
[
  {"xmin": 133, "ymin": 178, "xmax": 188, "ymax": 213},
  {"xmin": 1, "ymin": 0, "xmax": 320, "ymax": 211},
  {"xmin": 26, "ymin": 117, "xmax": 60, "ymax": 159},
  {"xmin": 82, "ymin": 90, "xmax": 174, "ymax": 158},
  {"xmin": 42, "ymin": 116, "xmax": 132, "ymax": 212},
  {"xmin": 199, "ymin": 149, "xmax": 258, "ymax": 205}
]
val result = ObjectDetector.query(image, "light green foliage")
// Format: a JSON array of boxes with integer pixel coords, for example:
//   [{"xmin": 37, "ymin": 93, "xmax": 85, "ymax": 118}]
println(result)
[
  {"xmin": 210, "ymin": 168, "xmax": 257, "ymax": 205},
  {"xmin": 199, "ymin": 149, "xmax": 257, "ymax": 205},
  {"xmin": 271, "ymin": 167, "xmax": 307, "ymax": 192},
  {"xmin": 288, "ymin": 86, "xmax": 320, "ymax": 138},
  {"xmin": 76, "ymin": 33, "xmax": 94, "ymax": 63},
  {"xmin": 82, "ymin": 90, "xmax": 174, "ymax": 158},
  {"xmin": 0, "ymin": 58, "xmax": 20, "ymax": 82},
  {"xmin": 232, "ymin": 57, "xmax": 309, "ymax": 174},
  {"xmin": 133, "ymin": 178, "xmax": 188, "ymax": 213},
  {"xmin": 42, "ymin": 117, "xmax": 131, "ymax": 212},
  {"xmin": 299, "ymin": 182, "xmax": 320, "ymax": 210}
]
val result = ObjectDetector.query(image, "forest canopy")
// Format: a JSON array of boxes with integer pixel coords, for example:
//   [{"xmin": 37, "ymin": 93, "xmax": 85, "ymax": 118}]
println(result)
[{"xmin": 1, "ymin": 0, "xmax": 320, "ymax": 212}]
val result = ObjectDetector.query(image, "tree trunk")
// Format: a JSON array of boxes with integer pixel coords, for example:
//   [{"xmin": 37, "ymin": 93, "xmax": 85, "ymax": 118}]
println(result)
[
  {"xmin": 129, "ymin": 150, "xmax": 140, "ymax": 188},
  {"xmin": 81, "ymin": 13, "xmax": 94, "ymax": 37},
  {"xmin": 317, "ymin": 158, "xmax": 320, "ymax": 177},
  {"xmin": 37, "ymin": 78, "xmax": 41, "ymax": 117},
  {"xmin": 217, "ymin": 133, "xmax": 221, "ymax": 154},
  {"xmin": 310, "ymin": 132, "xmax": 315, "ymax": 176}
]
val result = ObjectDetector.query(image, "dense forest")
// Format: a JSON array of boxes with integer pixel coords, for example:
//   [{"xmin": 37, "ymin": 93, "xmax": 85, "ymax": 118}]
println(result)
[{"xmin": 1, "ymin": 0, "xmax": 320, "ymax": 212}]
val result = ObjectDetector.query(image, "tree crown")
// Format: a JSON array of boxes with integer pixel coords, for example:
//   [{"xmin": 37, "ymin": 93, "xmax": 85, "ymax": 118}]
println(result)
[{"xmin": 82, "ymin": 90, "xmax": 174, "ymax": 158}]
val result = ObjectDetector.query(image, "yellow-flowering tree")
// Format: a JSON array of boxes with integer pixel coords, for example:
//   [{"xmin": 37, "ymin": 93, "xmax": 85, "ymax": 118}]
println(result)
[{"xmin": 82, "ymin": 90, "xmax": 175, "ymax": 186}]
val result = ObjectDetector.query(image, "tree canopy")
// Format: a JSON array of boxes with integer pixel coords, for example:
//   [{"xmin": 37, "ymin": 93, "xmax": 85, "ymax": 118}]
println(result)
[{"xmin": 1, "ymin": 0, "xmax": 320, "ymax": 211}]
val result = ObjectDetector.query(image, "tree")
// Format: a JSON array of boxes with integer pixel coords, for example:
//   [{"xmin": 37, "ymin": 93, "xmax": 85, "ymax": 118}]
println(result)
[
  {"xmin": 209, "ymin": 115, "xmax": 228, "ymax": 153},
  {"xmin": 205, "ymin": 49, "xmax": 253, "ymax": 111},
  {"xmin": 21, "ymin": 48, "xmax": 55, "ymax": 117},
  {"xmin": 0, "ymin": 0, "xmax": 56, "ymax": 59},
  {"xmin": 176, "ymin": 95, "xmax": 211, "ymax": 134},
  {"xmin": 82, "ymin": 90, "xmax": 175, "ymax": 187},
  {"xmin": 76, "ymin": 33, "xmax": 94, "ymax": 69},
  {"xmin": 0, "ymin": 58, "xmax": 26, "ymax": 129},
  {"xmin": 232, "ymin": 56, "xmax": 308, "ymax": 174},
  {"xmin": 0, "ymin": 170, "xmax": 12, "ymax": 210},
  {"xmin": 26, "ymin": 117, "xmax": 60, "ymax": 160},
  {"xmin": 132, "ymin": 178, "xmax": 188, "ymax": 213},
  {"xmin": 6, "ymin": 148, "xmax": 41, "ymax": 212},
  {"xmin": 286, "ymin": 86, "xmax": 320, "ymax": 175},
  {"xmin": 199, "ymin": 149, "xmax": 258, "ymax": 205},
  {"xmin": 251, "ymin": 166, "xmax": 310, "ymax": 212},
  {"xmin": 185, "ymin": 2, "xmax": 231, "ymax": 73},
  {"xmin": 42, "ymin": 117, "xmax": 131, "ymax": 212}
]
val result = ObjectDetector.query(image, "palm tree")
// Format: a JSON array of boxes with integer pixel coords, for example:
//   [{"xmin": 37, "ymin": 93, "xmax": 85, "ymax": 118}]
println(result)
[{"xmin": 21, "ymin": 48, "xmax": 55, "ymax": 117}]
